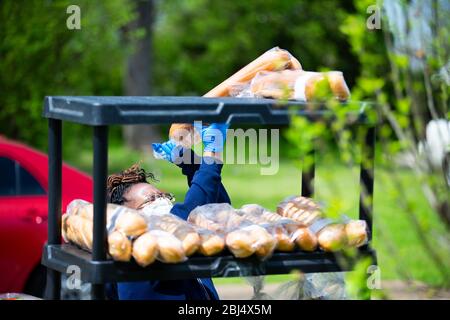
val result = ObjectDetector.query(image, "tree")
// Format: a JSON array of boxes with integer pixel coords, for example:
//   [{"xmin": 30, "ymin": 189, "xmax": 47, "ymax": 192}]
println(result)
[{"xmin": 123, "ymin": 0, "xmax": 161, "ymax": 150}]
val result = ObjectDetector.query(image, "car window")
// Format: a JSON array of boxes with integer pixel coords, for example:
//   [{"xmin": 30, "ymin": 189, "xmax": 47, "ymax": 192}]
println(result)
[
  {"xmin": 17, "ymin": 163, "xmax": 46, "ymax": 195},
  {"xmin": 0, "ymin": 156, "xmax": 46, "ymax": 196},
  {"xmin": 0, "ymin": 157, "xmax": 16, "ymax": 196}
]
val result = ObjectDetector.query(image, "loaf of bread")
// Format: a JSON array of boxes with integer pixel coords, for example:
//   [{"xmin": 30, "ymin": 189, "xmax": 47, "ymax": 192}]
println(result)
[
  {"xmin": 276, "ymin": 196, "xmax": 323, "ymax": 226},
  {"xmin": 189, "ymin": 204, "xmax": 276, "ymax": 258},
  {"xmin": 63, "ymin": 211, "xmax": 133, "ymax": 262},
  {"xmin": 132, "ymin": 231, "xmax": 158, "ymax": 267},
  {"xmin": 225, "ymin": 229, "xmax": 256, "ymax": 258},
  {"xmin": 148, "ymin": 230, "xmax": 186, "ymax": 263},
  {"xmin": 249, "ymin": 69, "xmax": 350, "ymax": 102},
  {"xmin": 345, "ymin": 220, "xmax": 368, "ymax": 248},
  {"xmin": 317, "ymin": 224, "xmax": 347, "ymax": 252},
  {"xmin": 238, "ymin": 204, "xmax": 295, "ymax": 252},
  {"xmin": 147, "ymin": 213, "xmax": 201, "ymax": 256},
  {"xmin": 108, "ymin": 230, "xmax": 132, "ymax": 262},
  {"xmin": 194, "ymin": 227, "xmax": 225, "ymax": 256},
  {"xmin": 169, "ymin": 47, "xmax": 302, "ymax": 146},
  {"xmin": 66, "ymin": 200, "xmax": 148, "ymax": 238},
  {"xmin": 204, "ymin": 47, "xmax": 302, "ymax": 98},
  {"xmin": 293, "ymin": 227, "xmax": 318, "ymax": 252}
]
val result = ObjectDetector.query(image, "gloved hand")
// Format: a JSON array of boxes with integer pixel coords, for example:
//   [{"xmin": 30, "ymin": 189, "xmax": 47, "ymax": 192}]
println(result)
[
  {"xmin": 152, "ymin": 140, "xmax": 184, "ymax": 163},
  {"xmin": 194, "ymin": 123, "xmax": 229, "ymax": 153}
]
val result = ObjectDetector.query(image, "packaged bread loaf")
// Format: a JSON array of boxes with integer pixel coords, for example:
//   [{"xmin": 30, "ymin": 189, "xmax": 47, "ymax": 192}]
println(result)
[
  {"xmin": 238, "ymin": 204, "xmax": 295, "ymax": 252},
  {"xmin": 62, "ymin": 210, "xmax": 132, "ymax": 262},
  {"xmin": 132, "ymin": 231, "xmax": 158, "ymax": 267},
  {"xmin": 249, "ymin": 69, "xmax": 350, "ymax": 102},
  {"xmin": 276, "ymin": 195, "xmax": 323, "ymax": 226},
  {"xmin": 309, "ymin": 218, "xmax": 347, "ymax": 252},
  {"xmin": 148, "ymin": 230, "xmax": 187, "ymax": 263},
  {"xmin": 188, "ymin": 203, "xmax": 276, "ymax": 259},
  {"xmin": 194, "ymin": 227, "xmax": 225, "ymax": 256},
  {"xmin": 66, "ymin": 199, "xmax": 147, "ymax": 238},
  {"xmin": 345, "ymin": 220, "xmax": 368, "ymax": 248},
  {"xmin": 144, "ymin": 212, "xmax": 201, "ymax": 256},
  {"xmin": 169, "ymin": 47, "xmax": 302, "ymax": 146}
]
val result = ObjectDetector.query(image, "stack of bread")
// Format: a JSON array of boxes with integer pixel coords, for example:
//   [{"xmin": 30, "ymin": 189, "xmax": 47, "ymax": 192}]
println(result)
[
  {"xmin": 169, "ymin": 46, "xmax": 351, "ymax": 148},
  {"xmin": 276, "ymin": 195, "xmax": 369, "ymax": 252},
  {"xmin": 62, "ymin": 195, "xmax": 369, "ymax": 267},
  {"xmin": 188, "ymin": 203, "xmax": 277, "ymax": 259}
]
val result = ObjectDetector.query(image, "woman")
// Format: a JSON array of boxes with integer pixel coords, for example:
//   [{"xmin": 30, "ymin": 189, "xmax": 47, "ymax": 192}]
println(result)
[{"xmin": 106, "ymin": 123, "xmax": 229, "ymax": 300}]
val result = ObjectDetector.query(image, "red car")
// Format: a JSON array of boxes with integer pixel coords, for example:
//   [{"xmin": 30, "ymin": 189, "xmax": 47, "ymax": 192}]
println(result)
[{"xmin": 0, "ymin": 136, "xmax": 92, "ymax": 297}]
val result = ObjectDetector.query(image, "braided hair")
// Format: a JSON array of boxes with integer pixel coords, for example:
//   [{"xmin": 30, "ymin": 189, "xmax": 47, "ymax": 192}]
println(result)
[{"xmin": 107, "ymin": 163, "xmax": 157, "ymax": 205}]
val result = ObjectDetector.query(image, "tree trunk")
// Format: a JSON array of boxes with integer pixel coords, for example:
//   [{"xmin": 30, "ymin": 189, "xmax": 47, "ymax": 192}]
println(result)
[{"xmin": 123, "ymin": 0, "xmax": 161, "ymax": 150}]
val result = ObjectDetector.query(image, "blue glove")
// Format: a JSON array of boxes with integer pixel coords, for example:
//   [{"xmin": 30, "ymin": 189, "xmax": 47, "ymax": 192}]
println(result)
[
  {"xmin": 152, "ymin": 140, "xmax": 183, "ymax": 163},
  {"xmin": 194, "ymin": 123, "xmax": 229, "ymax": 153}
]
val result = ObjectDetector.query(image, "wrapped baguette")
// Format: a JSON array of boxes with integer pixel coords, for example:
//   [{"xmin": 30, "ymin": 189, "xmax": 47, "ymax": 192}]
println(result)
[
  {"xmin": 195, "ymin": 228, "xmax": 225, "ymax": 256},
  {"xmin": 204, "ymin": 47, "xmax": 302, "ymax": 98},
  {"xmin": 62, "ymin": 212, "xmax": 132, "ymax": 261},
  {"xmin": 315, "ymin": 223, "xmax": 347, "ymax": 252},
  {"xmin": 239, "ymin": 204, "xmax": 295, "ymax": 252},
  {"xmin": 140, "ymin": 200, "xmax": 201, "ymax": 257},
  {"xmin": 276, "ymin": 195, "xmax": 323, "ymax": 226},
  {"xmin": 66, "ymin": 200, "xmax": 147, "ymax": 238},
  {"xmin": 132, "ymin": 231, "xmax": 158, "ymax": 267},
  {"xmin": 169, "ymin": 47, "xmax": 302, "ymax": 146},
  {"xmin": 294, "ymin": 227, "xmax": 318, "ymax": 252},
  {"xmin": 189, "ymin": 203, "xmax": 276, "ymax": 259},
  {"xmin": 249, "ymin": 70, "xmax": 350, "ymax": 102},
  {"xmin": 345, "ymin": 220, "xmax": 368, "ymax": 248},
  {"xmin": 149, "ymin": 230, "xmax": 187, "ymax": 263},
  {"xmin": 108, "ymin": 230, "xmax": 132, "ymax": 262}
]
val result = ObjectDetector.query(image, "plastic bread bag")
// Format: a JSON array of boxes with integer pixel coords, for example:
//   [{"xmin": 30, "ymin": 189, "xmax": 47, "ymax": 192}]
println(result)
[
  {"xmin": 147, "ymin": 230, "xmax": 187, "ymax": 263},
  {"xmin": 276, "ymin": 195, "xmax": 323, "ymax": 227},
  {"xmin": 169, "ymin": 47, "xmax": 302, "ymax": 147},
  {"xmin": 62, "ymin": 209, "xmax": 133, "ymax": 262},
  {"xmin": 64, "ymin": 199, "xmax": 147, "ymax": 262},
  {"xmin": 303, "ymin": 272, "xmax": 347, "ymax": 300},
  {"xmin": 204, "ymin": 46, "xmax": 302, "ymax": 98},
  {"xmin": 188, "ymin": 203, "xmax": 276, "ymax": 259},
  {"xmin": 66, "ymin": 199, "xmax": 148, "ymax": 238},
  {"xmin": 192, "ymin": 226, "xmax": 225, "ymax": 256},
  {"xmin": 132, "ymin": 231, "xmax": 159, "ymax": 267},
  {"xmin": 144, "ymin": 212, "xmax": 201, "ymax": 257},
  {"xmin": 339, "ymin": 215, "xmax": 369, "ymax": 248},
  {"xmin": 238, "ymin": 204, "xmax": 296, "ymax": 252},
  {"xmin": 310, "ymin": 218, "xmax": 348, "ymax": 252},
  {"xmin": 248, "ymin": 69, "xmax": 350, "ymax": 102}
]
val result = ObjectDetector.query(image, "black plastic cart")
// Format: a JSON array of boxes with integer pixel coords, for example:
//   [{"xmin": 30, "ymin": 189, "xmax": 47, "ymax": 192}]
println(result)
[{"xmin": 41, "ymin": 96, "xmax": 377, "ymax": 300}]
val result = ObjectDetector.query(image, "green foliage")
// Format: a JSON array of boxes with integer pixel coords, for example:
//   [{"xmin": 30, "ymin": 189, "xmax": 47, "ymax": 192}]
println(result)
[{"xmin": 0, "ymin": 0, "xmax": 135, "ymax": 149}]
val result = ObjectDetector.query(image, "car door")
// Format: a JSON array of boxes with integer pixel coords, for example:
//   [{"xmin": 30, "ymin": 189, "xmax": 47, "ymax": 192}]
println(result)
[{"xmin": 0, "ymin": 156, "xmax": 48, "ymax": 293}]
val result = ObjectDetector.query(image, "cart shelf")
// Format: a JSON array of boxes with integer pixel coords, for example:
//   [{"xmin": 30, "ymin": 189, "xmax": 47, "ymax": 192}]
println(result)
[
  {"xmin": 41, "ymin": 96, "xmax": 377, "ymax": 300},
  {"xmin": 43, "ymin": 96, "xmax": 376, "ymax": 125},
  {"xmin": 43, "ymin": 244, "xmax": 376, "ymax": 284}
]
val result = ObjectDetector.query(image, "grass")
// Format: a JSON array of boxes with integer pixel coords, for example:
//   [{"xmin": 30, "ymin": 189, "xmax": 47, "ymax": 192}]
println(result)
[{"xmin": 65, "ymin": 143, "xmax": 450, "ymax": 288}]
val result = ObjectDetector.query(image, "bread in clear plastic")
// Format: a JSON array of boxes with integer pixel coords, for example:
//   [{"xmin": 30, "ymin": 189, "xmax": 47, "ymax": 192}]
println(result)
[
  {"xmin": 238, "ymin": 204, "xmax": 295, "ymax": 252},
  {"xmin": 276, "ymin": 195, "xmax": 323, "ymax": 226},
  {"xmin": 148, "ymin": 230, "xmax": 187, "ymax": 263},
  {"xmin": 132, "ymin": 231, "xmax": 158, "ymax": 267},
  {"xmin": 345, "ymin": 220, "xmax": 368, "ymax": 248},
  {"xmin": 188, "ymin": 203, "xmax": 276, "ymax": 259}
]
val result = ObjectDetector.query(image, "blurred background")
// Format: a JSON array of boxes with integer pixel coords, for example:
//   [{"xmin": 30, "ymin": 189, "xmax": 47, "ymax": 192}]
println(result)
[{"xmin": 0, "ymin": 0, "xmax": 449, "ymax": 299}]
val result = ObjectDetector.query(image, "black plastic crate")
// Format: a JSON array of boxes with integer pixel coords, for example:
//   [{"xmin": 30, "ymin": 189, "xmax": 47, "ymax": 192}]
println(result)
[{"xmin": 41, "ymin": 96, "xmax": 377, "ymax": 300}]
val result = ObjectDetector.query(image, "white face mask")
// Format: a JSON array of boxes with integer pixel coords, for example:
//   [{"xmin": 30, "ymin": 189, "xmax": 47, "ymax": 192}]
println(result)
[{"xmin": 140, "ymin": 197, "xmax": 174, "ymax": 218}]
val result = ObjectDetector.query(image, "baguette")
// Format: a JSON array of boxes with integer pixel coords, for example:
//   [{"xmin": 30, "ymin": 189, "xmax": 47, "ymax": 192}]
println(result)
[
  {"xmin": 317, "ymin": 224, "xmax": 347, "ymax": 252},
  {"xmin": 198, "ymin": 232, "xmax": 225, "ymax": 256},
  {"xmin": 132, "ymin": 231, "xmax": 158, "ymax": 267},
  {"xmin": 345, "ymin": 220, "xmax": 368, "ymax": 248},
  {"xmin": 108, "ymin": 230, "xmax": 132, "ymax": 262},
  {"xmin": 149, "ymin": 230, "xmax": 186, "ymax": 263}
]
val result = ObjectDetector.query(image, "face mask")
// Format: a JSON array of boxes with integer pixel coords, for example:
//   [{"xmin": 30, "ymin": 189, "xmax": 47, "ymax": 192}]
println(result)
[{"xmin": 140, "ymin": 197, "xmax": 174, "ymax": 218}]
